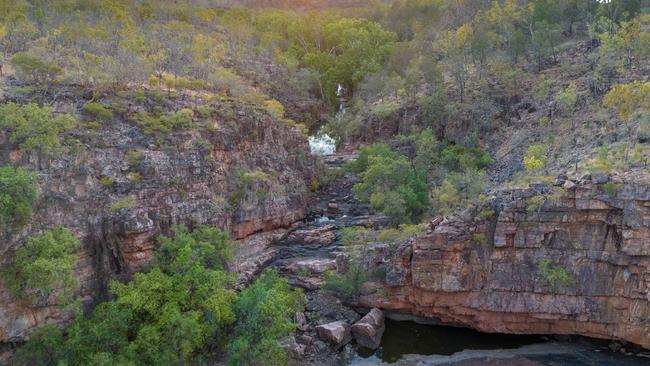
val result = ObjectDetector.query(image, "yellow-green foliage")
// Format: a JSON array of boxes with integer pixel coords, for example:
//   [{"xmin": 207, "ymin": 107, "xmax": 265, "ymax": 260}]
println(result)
[
  {"xmin": 126, "ymin": 150, "xmax": 144, "ymax": 166},
  {"xmin": 429, "ymin": 179, "xmax": 461, "ymax": 215},
  {"xmin": 150, "ymin": 74, "xmax": 212, "ymax": 91},
  {"xmin": 556, "ymin": 83, "xmax": 577, "ymax": 115},
  {"xmin": 340, "ymin": 226, "xmax": 374, "ymax": 247},
  {"xmin": 377, "ymin": 224, "xmax": 426, "ymax": 243},
  {"xmin": 471, "ymin": 232, "xmax": 486, "ymax": 244},
  {"xmin": 323, "ymin": 263, "xmax": 367, "ymax": 300},
  {"xmin": 602, "ymin": 182, "xmax": 621, "ymax": 196},
  {"xmin": 603, "ymin": 81, "xmax": 650, "ymax": 121},
  {"xmin": 369, "ymin": 100, "xmax": 400, "ymax": 118},
  {"xmin": 479, "ymin": 209, "xmax": 495, "ymax": 219},
  {"xmin": 523, "ymin": 144, "xmax": 547, "ymax": 172},
  {"xmin": 283, "ymin": 118, "xmax": 309, "ymax": 135},
  {"xmin": 83, "ymin": 102, "xmax": 113, "ymax": 121},
  {"xmin": 588, "ymin": 146, "xmax": 614, "ymax": 173},
  {"xmin": 0, "ymin": 166, "xmax": 38, "ymax": 230},
  {"xmin": 127, "ymin": 172, "xmax": 142, "ymax": 182},
  {"xmin": 4, "ymin": 227, "xmax": 80, "ymax": 306},
  {"xmin": 10, "ymin": 52, "xmax": 62, "ymax": 83},
  {"xmin": 0, "ymin": 103, "xmax": 76, "ymax": 156},
  {"xmin": 539, "ymin": 258, "xmax": 573, "ymax": 289},
  {"xmin": 132, "ymin": 109, "xmax": 194, "ymax": 137},
  {"xmin": 263, "ymin": 99, "xmax": 285, "ymax": 120},
  {"xmin": 240, "ymin": 170, "xmax": 271, "ymax": 185},
  {"xmin": 110, "ymin": 197, "xmax": 136, "ymax": 212},
  {"xmin": 100, "ymin": 176, "xmax": 114, "ymax": 186}
]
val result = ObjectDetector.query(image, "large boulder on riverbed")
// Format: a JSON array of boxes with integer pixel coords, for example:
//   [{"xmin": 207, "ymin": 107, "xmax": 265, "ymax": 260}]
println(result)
[
  {"xmin": 351, "ymin": 308, "xmax": 385, "ymax": 349},
  {"xmin": 316, "ymin": 320, "xmax": 351, "ymax": 349}
]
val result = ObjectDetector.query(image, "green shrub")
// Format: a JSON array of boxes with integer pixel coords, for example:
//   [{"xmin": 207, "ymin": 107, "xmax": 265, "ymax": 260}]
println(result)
[
  {"xmin": 523, "ymin": 144, "xmax": 548, "ymax": 172},
  {"xmin": 318, "ymin": 167, "xmax": 344, "ymax": 189},
  {"xmin": 479, "ymin": 209, "xmax": 495, "ymax": 219},
  {"xmin": 110, "ymin": 197, "xmax": 136, "ymax": 212},
  {"xmin": 324, "ymin": 263, "xmax": 367, "ymax": 300},
  {"xmin": 588, "ymin": 146, "xmax": 614, "ymax": 173},
  {"xmin": 18, "ymin": 226, "xmax": 236, "ymax": 366},
  {"xmin": 196, "ymin": 105, "xmax": 215, "ymax": 118},
  {"xmin": 353, "ymin": 154, "xmax": 428, "ymax": 224},
  {"xmin": 83, "ymin": 103, "xmax": 113, "ymax": 121},
  {"xmin": 0, "ymin": 166, "xmax": 37, "ymax": 230},
  {"xmin": 132, "ymin": 109, "xmax": 194, "ymax": 138},
  {"xmin": 539, "ymin": 258, "xmax": 573, "ymax": 289},
  {"xmin": 163, "ymin": 108, "xmax": 194, "ymax": 128},
  {"xmin": 340, "ymin": 226, "xmax": 374, "ymax": 247},
  {"xmin": 369, "ymin": 100, "xmax": 400, "ymax": 118},
  {"xmin": 126, "ymin": 151, "xmax": 144, "ymax": 166},
  {"xmin": 429, "ymin": 179, "xmax": 462, "ymax": 215},
  {"xmin": 127, "ymin": 172, "xmax": 142, "ymax": 182},
  {"xmin": 4, "ymin": 227, "xmax": 80, "ymax": 305},
  {"xmin": 377, "ymin": 224, "xmax": 426, "ymax": 243},
  {"xmin": 227, "ymin": 269, "xmax": 304, "ymax": 366},
  {"xmin": 10, "ymin": 52, "xmax": 62, "ymax": 83},
  {"xmin": 82, "ymin": 121, "xmax": 102, "ymax": 130},
  {"xmin": 602, "ymin": 182, "xmax": 621, "ymax": 196},
  {"xmin": 556, "ymin": 83, "xmax": 577, "ymax": 115},
  {"xmin": 235, "ymin": 170, "xmax": 271, "ymax": 190},
  {"xmin": 471, "ymin": 232, "xmax": 486, "ymax": 244},
  {"xmin": 262, "ymin": 99, "xmax": 285, "ymax": 120},
  {"xmin": 194, "ymin": 138, "xmax": 214, "ymax": 152},
  {"xmin": 0, "ymin": 103, "xmax": 76, "ymax": 156},
  {"xmin": 526, "ymin": 195, "xmax": 546, "ymax": 213},
  {"xmin": 345, "ymin": 143, "xmax": 395, "ymax": 174},
  {"xmin": 100, "ymin": 176, "xmax": 114, "ymax": 186}
]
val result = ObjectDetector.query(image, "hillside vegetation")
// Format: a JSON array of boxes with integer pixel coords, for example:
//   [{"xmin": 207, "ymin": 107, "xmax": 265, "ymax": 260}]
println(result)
[{"xmin": 0, "ymin": 0, "xmax": 649, "ymax": 365}]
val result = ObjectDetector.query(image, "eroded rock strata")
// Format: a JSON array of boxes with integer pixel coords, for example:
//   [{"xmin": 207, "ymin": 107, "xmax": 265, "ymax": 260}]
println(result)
[
  {"xmin": 0, "ymin": 87, "xmax": 318, "ymax": 342},
  {"xmin": 358, "ymin": 173, "xmax": 650, "ymax": 348}
]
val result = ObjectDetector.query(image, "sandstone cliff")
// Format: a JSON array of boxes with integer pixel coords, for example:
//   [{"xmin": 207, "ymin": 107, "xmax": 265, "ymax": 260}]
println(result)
[
  {"xmin": 358, "ymin": 172, "xmax": 650, "ymax": 348},
  {"xmin": 0, "ymin": 86, "xmax": 318, "ymax": 342}
]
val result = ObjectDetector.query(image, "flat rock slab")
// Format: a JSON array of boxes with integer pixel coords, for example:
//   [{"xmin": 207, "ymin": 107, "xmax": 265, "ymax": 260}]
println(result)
[{"xmin": 285, "ymin": 258, "xmax": 337, "ymax": 274}]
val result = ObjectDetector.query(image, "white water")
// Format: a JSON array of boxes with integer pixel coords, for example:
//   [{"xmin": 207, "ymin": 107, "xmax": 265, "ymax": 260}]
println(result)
[{"xmin": 309, "ymin": 133, "xmax": 336, "ymax": 155}]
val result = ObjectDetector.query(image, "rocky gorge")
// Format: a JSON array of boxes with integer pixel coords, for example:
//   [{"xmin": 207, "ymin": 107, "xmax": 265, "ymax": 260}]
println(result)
[
  {"xmin": 267, "ymin": 156, "xmax": 650, "ymax": 365},
  {"xmin": 1, "ymin": 88, "xmax": 649, "ymax": 364},
  {"xmin": 0, "ymin": 86, "xmax": 318, "ymax": 345}
]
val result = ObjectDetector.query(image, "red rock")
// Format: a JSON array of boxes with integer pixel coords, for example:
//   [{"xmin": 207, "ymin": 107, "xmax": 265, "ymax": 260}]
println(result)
[{"xmin": 358, "ymin": 176, "xmax": 650, "ymax": 349}]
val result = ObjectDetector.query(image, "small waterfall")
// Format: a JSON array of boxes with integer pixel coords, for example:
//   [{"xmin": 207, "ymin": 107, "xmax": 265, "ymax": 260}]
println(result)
[
  {"xmin": 308, "ymin": 84, "xmax": 346, "ymax": 156},
  {"xmin": 309, "ymin": 133, "xmax": 336, "ymax": 155}
]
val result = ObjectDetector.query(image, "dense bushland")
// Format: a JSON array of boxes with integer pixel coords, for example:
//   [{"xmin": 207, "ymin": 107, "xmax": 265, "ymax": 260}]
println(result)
[
  {"xmin": 0, "ymin": 166, "xmax": 37, "ymax": 230},
  {"xmin": 14, "ymin": 227, "xmax": 304, "ymax": 366},
  {"xmin": 348, "ymin": 129, "xmax": 492, "ymax": 224}
]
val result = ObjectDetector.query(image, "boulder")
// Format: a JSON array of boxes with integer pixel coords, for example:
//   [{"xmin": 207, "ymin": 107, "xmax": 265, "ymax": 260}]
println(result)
[
  {"xmin": 315, "ymin": 321, "xmax": 351, "ymax": 349},
  {"xmin": 351, "ymin": 308, "xmax": 385, "ymax": 349},
  {"xmin": 563, "ymin": 180, "xmax": 577, "ymax": 189},
  {"xmin": 294, "ymin": 312, "xmax": 308, "ymax": 332}
]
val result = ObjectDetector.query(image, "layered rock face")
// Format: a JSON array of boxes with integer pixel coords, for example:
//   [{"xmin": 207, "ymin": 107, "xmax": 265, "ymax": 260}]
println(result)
[
  {"xmin": 359, "ymin": 173, "xmax": 650, "ymax": 348},
  {"xmin": 0, "ymin": 87, "xmax": 318, "ymax": 342}
]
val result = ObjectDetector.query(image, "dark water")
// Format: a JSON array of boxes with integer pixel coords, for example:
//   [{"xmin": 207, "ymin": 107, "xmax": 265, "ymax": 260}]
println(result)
[{"xmin": 356, "ymin": 319, "xmax": 545, "ymax": 363}]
